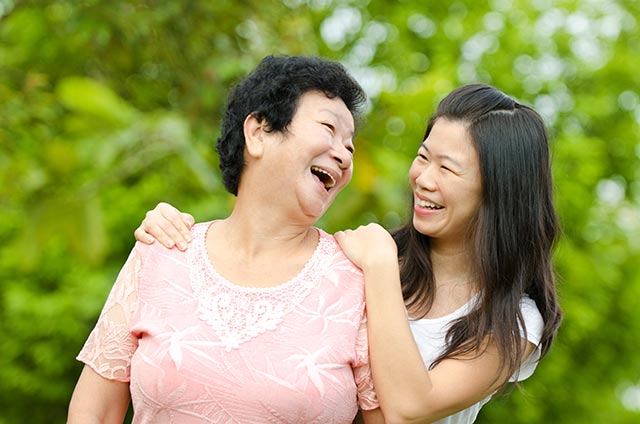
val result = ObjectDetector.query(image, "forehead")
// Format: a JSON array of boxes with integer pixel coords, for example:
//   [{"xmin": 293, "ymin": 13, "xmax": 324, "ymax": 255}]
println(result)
[
  {"xmin": 423, "ymin": 118, "xmax": 478, "ymax": 164},
  {"xmin": 296, "ymin": 91, "xmax": 355, "ymax": 126},
  {"xmin": 425, "ymin": 119, "xmax": 472, "ymax": 147}
]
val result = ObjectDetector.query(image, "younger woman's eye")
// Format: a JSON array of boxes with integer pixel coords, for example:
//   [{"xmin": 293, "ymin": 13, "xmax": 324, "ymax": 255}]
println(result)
[{"xmin": 441, "ymin": 165, "xmax": 457, "ymax": 174}]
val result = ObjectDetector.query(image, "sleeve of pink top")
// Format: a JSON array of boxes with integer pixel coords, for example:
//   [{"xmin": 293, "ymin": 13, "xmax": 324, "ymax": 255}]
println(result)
[
  {"xmin": 353, "ymin": 310, "xmax": 379, "ymax": 410},
  {"xmin": 76, "ymin": 245, "xmax": 142, "ymax": 382}
]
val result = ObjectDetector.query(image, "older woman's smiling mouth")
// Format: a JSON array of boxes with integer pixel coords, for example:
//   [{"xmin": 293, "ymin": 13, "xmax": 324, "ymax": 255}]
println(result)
[{"xmin": 311, "ymin": 166, "xmax": 337, "ymax": 191}]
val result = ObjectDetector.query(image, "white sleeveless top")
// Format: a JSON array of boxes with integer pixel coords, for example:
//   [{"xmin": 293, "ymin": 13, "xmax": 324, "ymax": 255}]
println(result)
[{"xmin": 408, "ymin": 295, "xmax": 544, "ymax": 424}]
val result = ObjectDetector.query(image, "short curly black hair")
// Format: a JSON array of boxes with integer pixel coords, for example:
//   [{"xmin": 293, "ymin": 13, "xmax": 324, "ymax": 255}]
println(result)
[{"xmin": 216, "ymin": 55, "xmax": 367, "ymax": 195}]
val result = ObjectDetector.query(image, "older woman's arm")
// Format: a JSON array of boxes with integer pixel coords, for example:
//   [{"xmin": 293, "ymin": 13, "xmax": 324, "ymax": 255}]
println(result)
[{"xmin": 67, "ymin": 365, "xmax": 130, "ymax": 424}]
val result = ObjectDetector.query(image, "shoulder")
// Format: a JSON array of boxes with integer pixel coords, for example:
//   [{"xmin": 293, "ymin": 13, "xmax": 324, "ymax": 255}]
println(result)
[
  {"xmin": 132, "ymin": 239, "xmax": 183, "ymax": 265},
  {"xmin": 132, "ymin": 221, "xmax": 214, "ymax": 276},
  {"xmin": 131, "ymin": 225, "xmax": 212, "ymax": 297},
  {"xmin": 317, "ymin": 228, "xmax": 364, "ymax": 275},
  {"xmin": 519, "ymin": 295, "xmax": 544, "ymax": 345},
  {"xmin": 313, "ymin": 229, "xmax": 365, "ymax": 300},
  {"xmin": 191, "ymin": 220, "xmax": 213, "ymax": 235},
  {"xmin": 137, "ymin": 221, "xmax": 210, "ymax": 257},
  {"xmin": 511, "ymin": 295, "xmax": 546, "ymax": 382}
]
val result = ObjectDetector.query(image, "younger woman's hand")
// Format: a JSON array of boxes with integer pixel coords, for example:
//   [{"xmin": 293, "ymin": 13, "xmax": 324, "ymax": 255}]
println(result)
[
  {"xmin": 133, "ymin": 202, "xmax": 195, "ymax": 251},
  {"xmin": 335, "ymin": 223, "xmax": 397, "ymax": 270}
]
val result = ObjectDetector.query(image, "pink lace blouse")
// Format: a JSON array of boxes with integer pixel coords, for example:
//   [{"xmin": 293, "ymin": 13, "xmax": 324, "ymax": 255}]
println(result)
[{"xmin": 77, "ymin": 222, "xmax": 378, "ymax": 423}]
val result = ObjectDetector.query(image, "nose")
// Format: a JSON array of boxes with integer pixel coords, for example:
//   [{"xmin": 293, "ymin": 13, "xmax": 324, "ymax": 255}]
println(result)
[
  {"xmin": 332, "ymin": 143, "xmax": 352, "ymax": 170},
  {"xmin": 414, "ymin": 164, "xmax": 437, "ymax": 191}
]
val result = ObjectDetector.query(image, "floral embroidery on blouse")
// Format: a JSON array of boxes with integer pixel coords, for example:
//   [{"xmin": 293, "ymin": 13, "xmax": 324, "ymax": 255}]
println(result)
[
  {"xmin": 188, "ymin": 223, "xmax": 332, "ymax": 352},
  {"xmin": 77, "ymin": 222, "xmax": 379, "ymax": 423}
]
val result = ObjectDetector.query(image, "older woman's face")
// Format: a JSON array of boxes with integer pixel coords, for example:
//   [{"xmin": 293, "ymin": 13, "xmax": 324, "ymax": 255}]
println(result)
[
  {"xmin": 409, "ymin": 118, "xmax": 482, "ymax": 247},
  {"xmin": 258, "ymin": 90, "xmax": 356, "ymax": 221}
]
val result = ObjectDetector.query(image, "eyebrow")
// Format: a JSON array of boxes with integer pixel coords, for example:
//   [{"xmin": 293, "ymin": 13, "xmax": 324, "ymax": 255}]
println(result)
[
  {"xmin": 320, "ymin": 108, "xmax": 355, "ymax": 137},
  {"xmin": 420, "ymin": 142, "xmax": 464, "ymax": 169}
]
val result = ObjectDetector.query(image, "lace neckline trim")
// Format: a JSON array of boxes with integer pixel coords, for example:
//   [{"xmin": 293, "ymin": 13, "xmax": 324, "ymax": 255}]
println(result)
[
  {"xmin": 194, "ymin": 221, "xmax": 328, "ymax": 291},
  {"xmin": 187, "ymin": 221, "xmax": 334, "ymax": 351}
]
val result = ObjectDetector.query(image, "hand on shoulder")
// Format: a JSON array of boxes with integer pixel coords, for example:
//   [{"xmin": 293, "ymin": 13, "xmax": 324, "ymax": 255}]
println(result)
[
  {"xmin": 133, "ymin": 202, "xmax": 195, "ymax": 251},
  {"xmin": 335, "ymin": 223, "xmax": 397, "ymax": 270}
]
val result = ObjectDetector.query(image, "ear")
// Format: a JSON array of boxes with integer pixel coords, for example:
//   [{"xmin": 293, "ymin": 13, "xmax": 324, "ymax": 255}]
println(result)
[{"xmin": 244, "ymin": 113, "xmax": 266, "ymax": 159}]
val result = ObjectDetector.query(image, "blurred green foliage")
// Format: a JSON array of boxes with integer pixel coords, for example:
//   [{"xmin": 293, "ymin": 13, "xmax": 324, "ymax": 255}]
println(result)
[{"xmin": 1, "ymin": 0, "xmax": 639, "ymax": 422}]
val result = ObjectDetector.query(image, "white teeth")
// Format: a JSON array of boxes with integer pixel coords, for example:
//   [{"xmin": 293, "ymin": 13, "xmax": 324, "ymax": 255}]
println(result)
[
  {"xmin": 416, "ymin": 199, "xmax": 443, "ymax": 209},
  {"xmin": 311, "ymin": 166, "xmax": 336, "ymax": 189}
]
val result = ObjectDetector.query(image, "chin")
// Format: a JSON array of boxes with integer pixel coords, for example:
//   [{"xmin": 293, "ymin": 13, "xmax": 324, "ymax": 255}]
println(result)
[
  {"xmin": 412, "ymin": 220, "xmax": 434, "ymax": 237},
  {"xmin": 301, "ymin": 205, "xmax": 328, "ymax": 223}
]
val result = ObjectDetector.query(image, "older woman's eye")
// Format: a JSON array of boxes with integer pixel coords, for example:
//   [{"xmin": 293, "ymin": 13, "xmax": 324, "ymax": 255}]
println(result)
[{"xmin": 322, "ymin": 123, "xmax": 335, "ymax": 133}]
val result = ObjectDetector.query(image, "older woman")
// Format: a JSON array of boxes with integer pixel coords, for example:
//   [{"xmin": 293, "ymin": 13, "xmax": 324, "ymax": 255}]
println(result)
[{"xmin": 67, "ymin": 55, "xmax": 381, "ymax": 424}]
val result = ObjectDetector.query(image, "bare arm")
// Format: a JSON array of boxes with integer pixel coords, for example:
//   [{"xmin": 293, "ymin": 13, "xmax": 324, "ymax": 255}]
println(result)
[
  {"xmin": 360, "ymin": 408, "xmax": 386, "ymax": 424},
  {"xmin": 335, "ymin": 224, "xmax": 535, "ymax": 424},
  {"xmin": 67, "ymin": 365, "xmax": 130, "ymax": 424},
  {"xmin": 133, "ymin": 202, "xmax": 195, "ymax": 251}
]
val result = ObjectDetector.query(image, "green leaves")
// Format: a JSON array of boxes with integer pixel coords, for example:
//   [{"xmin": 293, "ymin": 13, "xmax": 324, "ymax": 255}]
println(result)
[
  {"xmin": 56, "ymin": 77, "xmax": 138, "ymax": 127},
  {"xmin": 1, "ymin": 0, "xmax": 639, "ymax": 422}
]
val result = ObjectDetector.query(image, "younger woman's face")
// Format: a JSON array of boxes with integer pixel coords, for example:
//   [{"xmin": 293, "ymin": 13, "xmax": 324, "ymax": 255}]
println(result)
[{"xmin": 409, "ymin": 118, "xmax": 483, "ymax": 246}]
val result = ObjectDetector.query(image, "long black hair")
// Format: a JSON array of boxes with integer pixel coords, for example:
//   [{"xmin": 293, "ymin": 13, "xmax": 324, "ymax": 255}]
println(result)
[{"xmin": 393, "ymin": 84, "xmax": 562, "ymax": 391}]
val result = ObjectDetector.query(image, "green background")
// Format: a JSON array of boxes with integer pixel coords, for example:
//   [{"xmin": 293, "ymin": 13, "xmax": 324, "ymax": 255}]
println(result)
[{"xmin": 1, "ymin": 0, "xmax": 639, "ymax": 422}]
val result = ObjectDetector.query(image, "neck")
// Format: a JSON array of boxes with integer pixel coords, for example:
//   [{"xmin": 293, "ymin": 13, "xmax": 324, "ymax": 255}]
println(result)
[
  {"xmin": 218, "ymin": 200, "xmax": 318, "ymax": 261},
  {"xmin": 429, "ymin": 240, "xmax": 476, "ymax": 290},
  {"xmin": 412, "ymin": 242, "xmax": 476, "ymax": 318}
]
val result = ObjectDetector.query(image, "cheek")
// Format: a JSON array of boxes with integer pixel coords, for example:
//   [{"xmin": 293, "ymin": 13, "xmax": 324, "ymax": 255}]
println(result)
[
  {"xmin": 343, "ymin": 167, "xmax": 353, "ymax": 185},
  {"xmin": 461, "ymin": 186, "xmax": 483, "ymax": 212},
  {"xmin": 408, "ymin": 162, "xmax": 420, "ymax": 185},
  {"xmin": 335, "ymin": 165, "xmax": 353, "ymax": 190}
]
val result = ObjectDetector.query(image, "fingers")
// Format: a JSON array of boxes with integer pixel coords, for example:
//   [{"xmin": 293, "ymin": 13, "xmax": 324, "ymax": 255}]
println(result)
[
  {"xmin": 181, "ymin": 212, "xmax": 195, "ymax": 228},
  {"xmin": 134, "ymin": 203, "xmax": 194, "ymax": 251},
  {"xmin": 334, "ymin": 229, "xmax": 350, "ymax": 242},
  {"xmin": 334, "ymin": 229, "xmax": 355, "ymax": 250},
  {"xmin": 134, "ymin": 226, "xmax": 156, "ymax": 245},
  {"xmin": 151, "ymin": 207, "xmax": 191, "ymax": 250}
]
